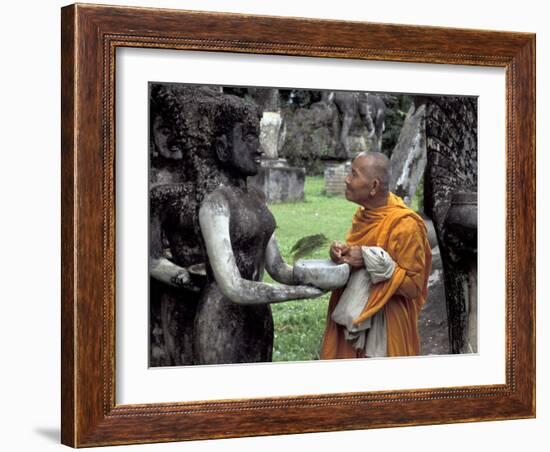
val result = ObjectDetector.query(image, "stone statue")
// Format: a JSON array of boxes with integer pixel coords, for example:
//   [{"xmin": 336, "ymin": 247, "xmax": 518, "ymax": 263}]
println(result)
[
  {"xmin": 423, "ymin": 95, "xmax": 478, "ymax": 354},
  {"xmin": 149, "ymin": 84, "xmax": 325, "ymax": 366},
  {"xmin": 194, "ymin": 88, "xmax": 325, "ymax": 364},
  {"xmin": 331, "ymin": 91, "xmax": 386, "ymax": 158},
  {"xmin": 148, "ymin": 84, "xmax": 206, "ymax": 366},
  {"xmin": 389, "ymin": 101, "xmax": 427, "ymax": 206}
]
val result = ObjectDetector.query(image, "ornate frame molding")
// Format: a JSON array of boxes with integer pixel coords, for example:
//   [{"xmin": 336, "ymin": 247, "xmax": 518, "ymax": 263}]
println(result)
[{"xmin": 61, "ymin": 4, "xmax": 535, "ymax": 447}]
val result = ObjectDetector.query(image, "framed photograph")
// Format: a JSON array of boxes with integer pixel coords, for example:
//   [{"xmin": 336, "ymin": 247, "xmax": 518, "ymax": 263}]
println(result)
[{"xmin": 61, "ymin": 3, "xmax": 535, "ymax": 447}]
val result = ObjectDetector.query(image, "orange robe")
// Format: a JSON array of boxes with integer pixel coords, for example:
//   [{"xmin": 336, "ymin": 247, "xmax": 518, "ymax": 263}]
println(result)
[{"xmin": 320, "ymin": 193, "xmax": 432, "ymax": 358}]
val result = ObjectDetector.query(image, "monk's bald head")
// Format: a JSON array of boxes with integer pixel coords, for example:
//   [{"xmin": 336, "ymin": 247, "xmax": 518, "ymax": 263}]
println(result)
[{"xmin": 354, "ymin": 151, "xmax": 391, "ymax": 195}]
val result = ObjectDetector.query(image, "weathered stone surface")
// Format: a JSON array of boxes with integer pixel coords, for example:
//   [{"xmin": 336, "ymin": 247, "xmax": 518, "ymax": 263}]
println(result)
[
  {"xmin": 443, "ymin": 192, "xmax": 478, "ymax": 353},
  {"xmin": 150, "ymin": 279, "xmax": 199, "ymax": 366},
  {"xmin": 293, "ymin": 259, "xmax": 350, "ymax": 290},
  {"xmin": 280, "ymin": 101, "xmax": 338, "ymax": 173},
  {"xmin": 149, "ymin": 84, "xmax": 223, "ymax": 366},
  {"xmin": 149, "ymin": 84, "xmax": 279, "ymax": 365},
  {"xmin": 331, "ymin": 91, "xmax": 386, "ymax": 157},
  {"xmin": 324, "ymin": 160, "xmax": 351, "ymax": 196},
  {"xmin": 260, "ymin": 111, "xmax": 284, "ymax": 159},
  {"xmin": 148, "ymin": 183, "xmax": 205, "ymax": 365},
  {"xmin": 248, "ymin": 87, "xmax": 280, "ymax": 112},
  {"xmin": 390, "ymin": 103, "xmax": 427, "ymax": 206},
  {"xmin": 248, "ymin": 159, "xmax": 305, "ymax": 203},
  {"xmin": 280, "ymin": 92, "xmax": 386, "ymax": 173},
  {"xmin": 195, "ymin": 184, "xmax": 277, "ymax": 364},
  {"xmin": 149, "ymin": 183, "xmax": 203, "ymax": 267},
  {"xmin": 194, "ymin": 284, "xmax": 274, "ymax": 364},
  {"xmin": 423, "ymin": 96, "xmax": 478, "ymax": 354}
]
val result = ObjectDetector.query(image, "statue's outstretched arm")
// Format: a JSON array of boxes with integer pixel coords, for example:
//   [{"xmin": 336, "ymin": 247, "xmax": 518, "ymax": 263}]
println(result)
[
  {"xmin": 149, "ymin": 214, "xmax": 199, "ymax": 291},
  {"xmin": 149, "ymin": 257, "xmax": 199, "ymax": 291},
  {"xmin": 199, "ymin": 194, "xmax": 323, "ymax": 305},
  {"xmin": 264, "ymin": 234, "xmax": 295, "ymax": 285}
]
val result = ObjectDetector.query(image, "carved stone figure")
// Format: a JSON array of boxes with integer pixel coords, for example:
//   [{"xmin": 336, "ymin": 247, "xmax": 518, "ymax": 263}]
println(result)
[
  {"xmin": 423, "ymin": 96, "xmax": 478, "ymax": 354},
  {"xmin": 148, "ymin": 84, "xmax": 207, "ymax": 366},
  {"xmin": 246, "ymin": 87, "xmax": 306, "ymax": 204},
  {"xmin": 331, "ymin": 91, "xmax": 386, "ymax": 158},
  {"xmin": 389, "ymin": 102, "xmax": 427, "ymax": 206},
  {"xmin": 150, "ymin": 84, "xmax": 327, "ymax": 365},
  {"xmin": 194, "ymin": 89, "xmax": 326, "ymax": 364}
]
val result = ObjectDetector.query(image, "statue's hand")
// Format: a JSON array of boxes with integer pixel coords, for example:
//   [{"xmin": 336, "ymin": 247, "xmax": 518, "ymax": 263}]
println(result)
[
  {"xmin": 170, "ymin": 269, "xmax": 191, "ymax": 287},
  {"xmin": 295, "ymin": 285, "xmax": 326, "ymax": 299}
]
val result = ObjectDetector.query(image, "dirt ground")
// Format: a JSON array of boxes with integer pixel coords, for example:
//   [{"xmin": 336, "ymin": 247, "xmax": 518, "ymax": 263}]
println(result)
[{"xmin": 418, "ymin": 245, "xmax": 451, "ymax": 355}]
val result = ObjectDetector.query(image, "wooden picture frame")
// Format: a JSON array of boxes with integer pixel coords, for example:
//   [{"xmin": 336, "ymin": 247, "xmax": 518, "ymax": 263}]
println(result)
[{"xmin": 61, "ymin": 3, "xmax": 535, "ymax": 447}]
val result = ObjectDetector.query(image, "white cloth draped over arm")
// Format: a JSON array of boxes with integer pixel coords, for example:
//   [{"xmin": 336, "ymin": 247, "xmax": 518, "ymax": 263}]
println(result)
[
  {"xmin": 363, "ymin": 246, "xmax": 396, "ymax": 283},
  {"xmin": 199, "ymin": 192, "xmax": 323, "ymax": 305},
  {"xmin": 331, "ymin": 246, "xmax": 396, "ymax": 357}
]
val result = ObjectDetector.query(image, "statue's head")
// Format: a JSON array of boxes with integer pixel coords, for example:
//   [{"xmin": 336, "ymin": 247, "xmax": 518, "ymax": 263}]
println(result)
[
  {"xmin": 149, "ymin": 84, "xmax": 261, "ymax": 179},
  {"xmin": 149, "ymin": 84, "xmax": 187, "ymax": 162},
  {"xmin": 198, "ymin": 88, "xmax": 262, "ymax": 177},
  {"xmin": 213, "ymin": 113, "xmax": 262, "ymax": 177}
]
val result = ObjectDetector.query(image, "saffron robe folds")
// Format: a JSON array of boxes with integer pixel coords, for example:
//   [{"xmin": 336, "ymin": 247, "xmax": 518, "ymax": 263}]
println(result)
[{"xmin": 320, "ymin": 193, "xmax": 432, "ymax": 358}]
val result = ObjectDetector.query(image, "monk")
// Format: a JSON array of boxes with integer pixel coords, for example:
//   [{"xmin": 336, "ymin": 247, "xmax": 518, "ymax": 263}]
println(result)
[{"xmin": 320, "ymin": 151, "xmax": 432, "ymax": 358}]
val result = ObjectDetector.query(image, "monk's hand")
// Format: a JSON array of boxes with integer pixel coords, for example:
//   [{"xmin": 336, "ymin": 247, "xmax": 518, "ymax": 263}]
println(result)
[
  {"xmin": 330, "ymin": 241, "xmax": 349, "ymax": 264},
  {"xmin": 342, "ymin": 245, "xmax": 365, "ymax": 269}
]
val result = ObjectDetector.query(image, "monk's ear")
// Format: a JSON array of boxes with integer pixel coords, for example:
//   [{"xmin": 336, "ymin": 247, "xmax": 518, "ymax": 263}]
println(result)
[
  {"xmin": 370, "ymin": 179, "xmax": 380, "ymax": 196},
  {"xmin": 215, "ymin": 134, "xmax": 230, "ymax": 163}
]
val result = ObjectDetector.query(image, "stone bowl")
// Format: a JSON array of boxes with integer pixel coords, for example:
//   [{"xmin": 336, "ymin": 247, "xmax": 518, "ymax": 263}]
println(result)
[
  {"xmin": 188, "ymin": 263, "xmax": 207, "ymax": 287},
  {"xmin": 293, "ymin": 259, "xmax": 350, "ymax": 290}
]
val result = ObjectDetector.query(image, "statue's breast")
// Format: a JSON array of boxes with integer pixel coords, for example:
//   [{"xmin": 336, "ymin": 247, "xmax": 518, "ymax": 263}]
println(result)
[
  {"xmin": 151, "ymin": 183, "xmax": 203, "ymax": 266},
  {"xmin": 225, "ymin": 188, "xmax": 276, "ymax": 280},
  {"xmin": 229, "ymin": 190, "xmax": 275, "ymax": 246}
]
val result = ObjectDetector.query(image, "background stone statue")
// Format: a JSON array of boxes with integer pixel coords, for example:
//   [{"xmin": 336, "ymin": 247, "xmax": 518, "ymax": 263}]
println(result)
[
  {"xmin": 148, "ymin": 84, "xmax": 207, "ymax": 366},
  {"xmin": 389, "ymin": 101, "xmax": 427, "ymax": 206},
  {"xmin": 331, "ymin": 91, "xmax": 386, "ymax": 157},
  {"xmin": 423, "ymin": 95, "xmax": 478, "ymax": 354}
]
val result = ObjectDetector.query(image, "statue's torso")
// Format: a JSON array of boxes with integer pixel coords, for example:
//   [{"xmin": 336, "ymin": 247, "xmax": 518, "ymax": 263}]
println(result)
[
  {"xmin": 213, "ymin": 185, "xmax": 276, "ymax": 281},
  {"xmin": 195, "ymin": 185, "xmax": 276, "ymax": 364},
  {"xmin": 149, "ymin": 182, "xmax": 203, "ymax": 367},
  {"xmin": 150, "ymin": 183, "xmax": 204, "ymax": 267}
]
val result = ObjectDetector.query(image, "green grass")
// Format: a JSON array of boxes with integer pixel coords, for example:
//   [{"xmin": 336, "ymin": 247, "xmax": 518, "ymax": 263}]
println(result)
[{"xmin": 266, "ymin": 176, "xmax": 357, "ymax": 362}]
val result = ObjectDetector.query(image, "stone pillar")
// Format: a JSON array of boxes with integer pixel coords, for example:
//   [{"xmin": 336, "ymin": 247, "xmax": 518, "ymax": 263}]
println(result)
[
  {"xmin": 323, "ymin": 160, "xmax": 351, "ymax": 196},
  {"xmin": 248, "ymin": 160, "xmax": 305, "ymax": 203},
  {"xmin": 260, "ymin": 111, "xmax": 284, "ymax": 159},
  {"xmin": 248, "ymin": 108, "xmax": 306, "ymax": 203}
]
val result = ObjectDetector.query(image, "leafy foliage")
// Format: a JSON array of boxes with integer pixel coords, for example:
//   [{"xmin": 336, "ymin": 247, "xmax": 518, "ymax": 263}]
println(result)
[
  {"xmin": 378, "ymin": 93, "xmax": 413, "ymax": 156},
  {"xmin": 267, "ymin": 177, "xmax": 356, "ymax": 361},
  {"xmin": 290, "ymin": 233, "xmax": 330, "ymax": 263}
]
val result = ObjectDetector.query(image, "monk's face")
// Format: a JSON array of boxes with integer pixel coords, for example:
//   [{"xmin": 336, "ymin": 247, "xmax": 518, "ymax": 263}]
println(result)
[{"xmin": 344, "ymin": 155, "xmax": 376, "ymax": 206}]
